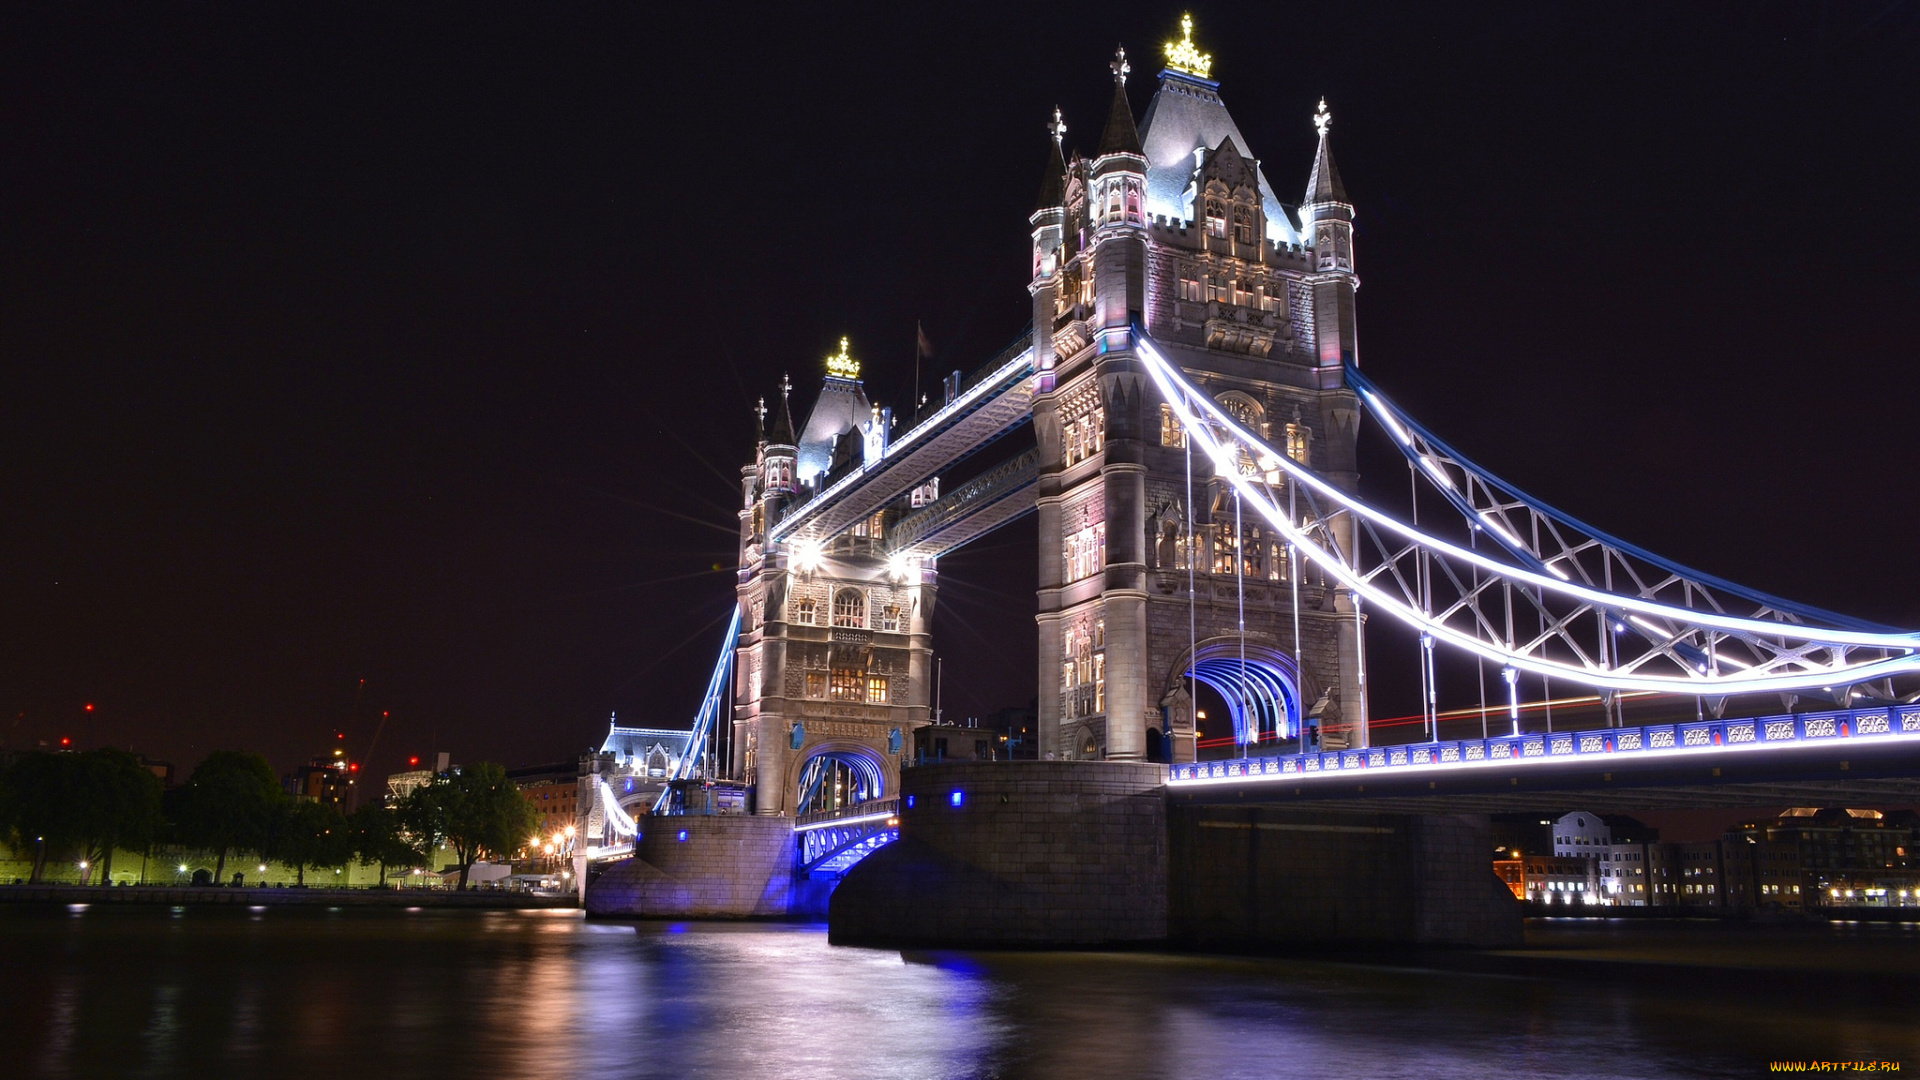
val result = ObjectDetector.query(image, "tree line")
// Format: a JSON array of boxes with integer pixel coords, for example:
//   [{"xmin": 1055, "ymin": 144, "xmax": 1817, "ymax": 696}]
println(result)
[{"xmin": 0, "ymin": 749, "xmax": 540, "ymax": 890}]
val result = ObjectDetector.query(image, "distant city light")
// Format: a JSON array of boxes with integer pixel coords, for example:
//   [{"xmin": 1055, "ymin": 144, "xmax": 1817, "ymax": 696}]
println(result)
[{"xmin": 949, "ymin": 791, "xmax": 964, "ymax": 807}]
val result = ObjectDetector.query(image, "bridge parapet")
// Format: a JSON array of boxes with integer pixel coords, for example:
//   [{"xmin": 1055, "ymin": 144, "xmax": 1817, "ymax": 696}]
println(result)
[{"xmin": 1171, "ymin": 705, "xmax": 1920, "ymax": 790}]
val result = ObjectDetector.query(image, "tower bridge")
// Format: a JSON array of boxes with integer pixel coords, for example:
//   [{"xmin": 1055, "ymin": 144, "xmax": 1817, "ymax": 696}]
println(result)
[{"xmin": 583, "ymin": 18, "xmax": 1920, "ymax": 943}]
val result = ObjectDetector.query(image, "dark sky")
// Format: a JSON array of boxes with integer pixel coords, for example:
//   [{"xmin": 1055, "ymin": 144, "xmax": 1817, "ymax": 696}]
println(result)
[{"xmin": 4, "ymin": 3, "xmax": 1917, "ymax": 809}]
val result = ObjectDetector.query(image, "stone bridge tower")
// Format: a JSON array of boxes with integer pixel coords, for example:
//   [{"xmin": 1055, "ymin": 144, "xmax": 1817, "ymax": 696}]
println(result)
[
  {"xmin": 732, "ymin": 343, "xmax": 935, "ymax": 815},
  {"xmin": 1032, "ymin": 23, "xmax": 1366, "ymax": 763}
]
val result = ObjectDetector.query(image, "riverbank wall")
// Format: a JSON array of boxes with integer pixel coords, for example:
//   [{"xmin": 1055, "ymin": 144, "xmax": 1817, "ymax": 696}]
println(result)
[{"xmin": 0, "ymin": 883, "xmax": 577, "ymax": 908}]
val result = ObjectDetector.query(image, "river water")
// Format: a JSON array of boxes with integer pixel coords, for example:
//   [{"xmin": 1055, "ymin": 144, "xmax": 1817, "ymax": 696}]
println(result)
[{"xmin": 4, "ymin": 904, "xmax": 1915, "ymax": 1079}]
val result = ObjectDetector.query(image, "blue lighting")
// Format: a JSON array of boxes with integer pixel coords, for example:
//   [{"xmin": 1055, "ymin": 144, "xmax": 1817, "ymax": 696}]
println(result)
[
  {"xmin": 949, "ymin": 791, "xmax": 964, "ymax": 807},
  {"xmin": 676, "ymin": 830, "xmax": 688, "ymax": 842},
  {"xmin": 905, "ymin": 795, "xmax": 915, "ymax": 808}
]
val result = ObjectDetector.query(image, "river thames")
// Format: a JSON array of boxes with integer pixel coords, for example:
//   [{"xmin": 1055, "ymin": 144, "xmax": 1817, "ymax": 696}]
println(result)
[{"xmin": 4, "ymin": 904, "xmax": 1914, "ymax": 1079}]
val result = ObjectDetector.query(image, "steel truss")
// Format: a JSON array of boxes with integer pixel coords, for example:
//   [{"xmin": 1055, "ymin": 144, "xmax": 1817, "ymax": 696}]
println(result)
[{"xmin": 1135, "ymin": 329, "xmax": 1920, "ymax": 702}]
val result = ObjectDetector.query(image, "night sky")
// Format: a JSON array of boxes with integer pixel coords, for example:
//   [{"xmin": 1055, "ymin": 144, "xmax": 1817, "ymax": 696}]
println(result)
[{"xmin": 5, "ymin": 2, "xmax": 1917, "ymax": 822}]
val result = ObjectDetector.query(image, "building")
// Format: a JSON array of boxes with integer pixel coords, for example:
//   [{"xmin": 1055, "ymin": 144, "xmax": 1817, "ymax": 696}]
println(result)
[
  {"xmin": 384, "ymin": 752, "xmax": 449, "ymax": 805},
  {"xmin": 507, "ymin": 761, "xmax": 581, "ymax": 853},
  {"xmin": 1494, "ymin": 854, "xmax": 1599, "ymax": 905},
  {"xmin": 1494, "ymin": 811, "xmax": 1662, "ymax": 906},
  {"xmin": 715, "ymin": 18, "xmax": 1369, "ymax": 824},
  {"xmin": 1028, "ymin": 33, "xmax": 1364, "ymax": 765},
  {"xmin": 284, "ymin": 760, "xmax": 353, "ymax": 807},
  {"xmin": 1723, "ymin": 807, "xmax": 1920, "ymax": 911},
  {"xmin": 910, "ymin": 723, "xmax": 1001, "ymax": 765}
]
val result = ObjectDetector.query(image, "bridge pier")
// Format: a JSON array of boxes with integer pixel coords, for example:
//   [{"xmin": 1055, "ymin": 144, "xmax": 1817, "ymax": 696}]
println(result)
[
  {"xmin": 830, "ymin": 760, "xmax": 1522, "ymax": 949},
  {"xmin": 831, "ymin": 761, "xmax": 1168, "ymax": 947},
  {"xmin": 1167, "ymin": 804, "xmax": 1521, "ymax": 949},
  {"xmin": 584, "ymin": 815, "xmax": 795, "ymax": 919}
]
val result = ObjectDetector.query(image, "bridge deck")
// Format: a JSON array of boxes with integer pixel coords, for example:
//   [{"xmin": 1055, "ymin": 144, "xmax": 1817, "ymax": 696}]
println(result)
[
  {"xmin": 1170, "ymin": 707, "xmax": 1920, "ymax": 812},
  {"xmin": 770, "ymin": 344, "xmax": 1034, "ymax": 547}
]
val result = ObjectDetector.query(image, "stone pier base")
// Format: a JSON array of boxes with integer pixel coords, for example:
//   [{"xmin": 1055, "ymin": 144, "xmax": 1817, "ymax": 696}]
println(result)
[
  {"xmin": 1167, "ymin": 803, "xmax": 1523, "ymax": 948},
  {"xmin": 584, "ymin": 814, "xmax": 794, "ymax": 918},
  {"xmin": 829, "ymin": 761, "xmax": 1168, "ymax": 947},
  {"xmin": 830, "ymin": 761, "xmax": 1522, "ymax": 949}
]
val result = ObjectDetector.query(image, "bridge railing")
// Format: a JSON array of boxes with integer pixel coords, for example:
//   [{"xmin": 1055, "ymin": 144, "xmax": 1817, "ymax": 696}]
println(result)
[
  {"xmin": 1169, "ymin": 705, "xmax": 1920, "ymax": 785},
  {"xmin": 793, "ymin": 798, "xmax": 900, "ymax": 831}
]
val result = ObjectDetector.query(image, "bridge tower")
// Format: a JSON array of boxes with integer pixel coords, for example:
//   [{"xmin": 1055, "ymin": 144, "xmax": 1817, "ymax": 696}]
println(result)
[
  {"xmin": 732, "ymin": 344, "xmax": 934, "ymax": 815},
  {"xmin": 1033, "ymin": 23, "xmax": 1367, "ymax": 763}
]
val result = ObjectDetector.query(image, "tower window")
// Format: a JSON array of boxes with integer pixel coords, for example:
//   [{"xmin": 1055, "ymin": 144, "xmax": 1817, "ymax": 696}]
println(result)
[
  {"xmin": 1205, "ymin": 200, "xmax": 1227, "ymax": 238},
  {"xmin": 806, "ymin": 672, "xmax": 827, "ymax": 699},
  {"xmin": 877, "ymin": 604, "xmax": 902, "ymax": 632},
  {"xmin": 1160, "ymin": 403, "xmax": 1186, "ymax": 448},
  {"xmin": 829, "ymin": 668, "xmax": 865, "ymax": 702},
  {"xmin": 867, "ymin": 676, "xmax": 889, "ymax": 704},
  {"xmin": 1232, "ymin": 204, "xmax": 1254, "ymax": 244},
  {"xmin": 793, "ymin": 596, "xmax": 817, "ymax": 625},
  {"xmin": 832, "ymin": 589, "xmax": 866, "ymax": 628}
]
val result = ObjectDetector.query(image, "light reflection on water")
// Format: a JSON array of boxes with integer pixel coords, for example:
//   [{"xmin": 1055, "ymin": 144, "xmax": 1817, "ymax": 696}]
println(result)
[{"xmin": 2, "ymin": 905, "xmax": 1917, "ymax": 1080}]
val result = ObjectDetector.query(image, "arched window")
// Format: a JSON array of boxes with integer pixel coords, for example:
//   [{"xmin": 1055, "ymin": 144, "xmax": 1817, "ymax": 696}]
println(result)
[
  {"xmin": 793, "ymin": 596, "xmax": 816, "ymax": 625},
  {"xmin": 1232, "ymin": 203, "xmax": 1254, "ymax": 244},
  {"xmin": 832, "ymin": 589, "xmax": 865, "ymax": 628},
  {"xmin": 1205, "ymin": 199, "xmax": 1227, "ymax": 238}
]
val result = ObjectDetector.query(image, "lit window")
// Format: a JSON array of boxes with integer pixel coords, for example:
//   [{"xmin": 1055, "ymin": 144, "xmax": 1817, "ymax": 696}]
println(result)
[
  {"xmin": 805, "ymin": 672, "xmax": 827, "ymax": 699},
  {"xmin": 877, "ymin": 604, "xmax": 901, "ymax": 632},
  {"xmin": 867, "ymin": 676, "xmax": 889, "ymax": 704},
  {"xmin": 1179, "ymin": 275, "xmax": 1203, "ymax": 302},
  {"xmin": 832, "ymin": 589, "xmax": 865, "ymax": 628},
  {"xmin": 1160, "ymin": 403, "xmax": 1186, "ymax": 448},
  {"xmin": 829, "ymin": 669, "xmax": 865, "ymax": 702},
  {"xmin": 1205, "ymin": 200, "xmax": 1226, "ymax": 238},
  {"xmin": 1232, "ymin": 204, "xmax": 1253, "ymax": 244}
]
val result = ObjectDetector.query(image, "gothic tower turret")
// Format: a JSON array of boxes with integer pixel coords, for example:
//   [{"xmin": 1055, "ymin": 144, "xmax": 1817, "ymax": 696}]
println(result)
[{"xmin": 1303, "ymin": 98, "xmax": 1358, "ymax": 370}]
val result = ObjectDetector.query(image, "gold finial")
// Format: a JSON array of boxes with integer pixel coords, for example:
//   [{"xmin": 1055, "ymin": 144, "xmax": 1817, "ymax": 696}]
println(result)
[
  {"xmin": 1048, "ymin": 106, "xmax": 1066, "ymax": 146},
  {"xmin": 1163, "ymin": 14, "xmax": 1213, "ymax": 79},
  {"xmin": 1111, "ymin": 44, "xmax": 1130, "ymax": 85},
  {"xmin": 1313, "ymin": 97, "xmax": 1332, "ymax": 137},
  {"xmin": 825, "ymin": 337, "xmax": 859, "ymax": 379}
]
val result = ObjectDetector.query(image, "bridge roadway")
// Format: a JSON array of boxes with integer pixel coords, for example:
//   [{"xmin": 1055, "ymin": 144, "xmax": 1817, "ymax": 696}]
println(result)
[{"xmin": 1168, "ymin": 706, "xmax": 1920, "ymax": 813}]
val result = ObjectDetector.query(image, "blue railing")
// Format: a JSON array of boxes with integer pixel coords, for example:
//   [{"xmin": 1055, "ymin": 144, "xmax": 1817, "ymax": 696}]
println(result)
[{"xmin": 1168, "ymin": 705, "xmax": 1920, "ymax": 785}]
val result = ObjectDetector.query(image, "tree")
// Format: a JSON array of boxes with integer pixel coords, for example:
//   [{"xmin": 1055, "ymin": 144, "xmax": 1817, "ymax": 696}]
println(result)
[
  {"xmin": 402, "ymin": 762, "xmax": 538, "ymax": 890},
  {"xmin": 348, "ymin": 801, "xmax": 423, "ymax": 887},
  {"xmin": 72, "ymin": 749, "xmax": 164, "ymax": 883},
  {"xmin": 168, "ymin": 751, "xmax": 284, "ymax": 883},
  {"xmin": 0, "ymin": 749, "xmax": 162, "ymax": 884},
  {"xmin": 0, "ymin": 752, "xmax": 84, "ymax": 883},
  {"xmin": 267, "ymin": 799, "xmax": 353, "ymax": 886}
]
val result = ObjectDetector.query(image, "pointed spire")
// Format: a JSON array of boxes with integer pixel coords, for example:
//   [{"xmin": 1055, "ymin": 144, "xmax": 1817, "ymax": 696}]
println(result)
[
  {"xmin": 1304, "ymin": 97, "xmax": 1347, "ymax": 204},
  {"xmin": 1098, "ymin": 46, "xmax": 1142, "ymax": 157},
  {"xmin": 1033, "ymin": 107, "xmax": 1068, "ymax": 212},
  {"xmin": 769, "ymin": 373, "xmax": 795, "ymax": 446}
]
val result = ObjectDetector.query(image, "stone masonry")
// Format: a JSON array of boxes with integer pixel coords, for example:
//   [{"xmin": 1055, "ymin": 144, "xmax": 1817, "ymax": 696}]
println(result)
[
  {"xmin": 585, "ymin": 814, "xmax": 794, "ymax": 918},
  {"xmin": 829, "ymin": 761, "xmax": 1168, "ymax": 947}
]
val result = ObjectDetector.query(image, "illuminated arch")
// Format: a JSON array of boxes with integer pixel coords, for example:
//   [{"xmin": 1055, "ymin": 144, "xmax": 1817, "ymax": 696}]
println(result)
[
  {"xmin": 794, "ymin": 744, "xmax": 887, "ymax": 814},
  {"xmin": 1170, "ymin": 638, "xmax": 1302, "ymax": 745}
]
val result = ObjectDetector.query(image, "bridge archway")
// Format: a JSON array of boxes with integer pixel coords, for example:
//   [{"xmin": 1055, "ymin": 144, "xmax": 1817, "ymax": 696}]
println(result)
[
  {"xmin": 1166, "ymin": 638, "xmax": 1303, "ymax": 751},
  {"xmin": 792, "ymin": 743, "xmax": 888, "ymax": 816}
]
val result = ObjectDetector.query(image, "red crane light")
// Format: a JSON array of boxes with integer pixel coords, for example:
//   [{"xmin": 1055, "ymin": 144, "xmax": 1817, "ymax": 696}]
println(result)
[
  {"xmin": 409, "ymin": 756, "xmax": 420, "ymax": 766},
  {"xmin": 60, "ymin": 737, "xmax": 71, "ymax": 746},
  {"xmin": 84, "ymin": 703, "xmax": 94, "ymax": 712}
]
